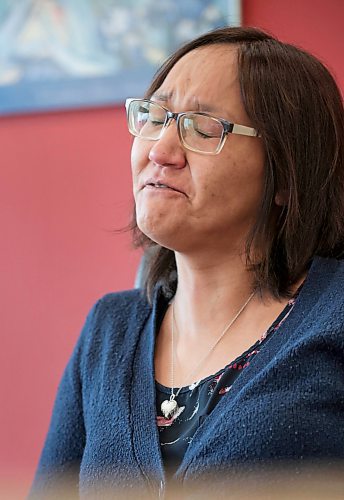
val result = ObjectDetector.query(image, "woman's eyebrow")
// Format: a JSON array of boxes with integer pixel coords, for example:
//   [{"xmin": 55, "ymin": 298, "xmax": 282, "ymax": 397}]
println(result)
[
  {"xmin": 194, "ymin": 100, "xmax": 233, "ymax": 119},
  {"xmin": 196, "ymin": 102, "xmax": 221, "ymax": 113},
  {"xmin": 151, "ymin": 92, "xmax": 173, "ymax": 102},
  {"xmin": 151, "ymin": 93, "xmax": 216, "ymax": 111},
  {"xmin": 150, "ymin": 93, "xmax": 233, "ymax": 120}
]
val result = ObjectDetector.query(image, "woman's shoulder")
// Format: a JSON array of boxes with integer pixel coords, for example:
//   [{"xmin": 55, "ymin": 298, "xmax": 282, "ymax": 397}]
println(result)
[
  {"xmin": 307, "ymin": 256, "xmax": 344, "ymax": 296},
  {"xmin": 95, "ymin": 287, "xmax": 150, "ymax": 313},
  {"xmin": 295, "ymin": 257, "xmax": 344, "ymax": 324},
  {"xmin": 87, "ymin": 288, "xmax": 152, "ymax": 332},
  {"xmin": 290, "ymin": 257, "xmax": 344, "ymax": 342},
  {"xmin": 74, "ymin": 288, "xmax": 153, "ymax": 360}
]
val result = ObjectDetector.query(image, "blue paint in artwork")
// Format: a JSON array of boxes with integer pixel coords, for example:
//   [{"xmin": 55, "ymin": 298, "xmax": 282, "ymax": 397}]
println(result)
[{"xmin": 0, "ymin": 0, "xmax": 240, "ymax": 115}]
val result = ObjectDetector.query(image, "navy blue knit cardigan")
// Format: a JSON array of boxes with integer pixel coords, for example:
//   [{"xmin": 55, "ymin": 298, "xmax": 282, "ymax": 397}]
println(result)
[{"xmin": 31, "ymin": 257, "xmax": 344, "ymax": 498}]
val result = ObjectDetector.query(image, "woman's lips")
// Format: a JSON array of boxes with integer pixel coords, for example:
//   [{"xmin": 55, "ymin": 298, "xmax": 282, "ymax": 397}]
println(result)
[{"xmin": 142, "ymin": 179, "xmax": 187, "ymax": 196}]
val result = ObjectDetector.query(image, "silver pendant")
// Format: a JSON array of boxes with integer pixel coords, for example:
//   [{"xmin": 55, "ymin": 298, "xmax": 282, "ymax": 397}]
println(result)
[{"xmin": 161, "ymin": 397, "xmax": 179, "ymax": 419}]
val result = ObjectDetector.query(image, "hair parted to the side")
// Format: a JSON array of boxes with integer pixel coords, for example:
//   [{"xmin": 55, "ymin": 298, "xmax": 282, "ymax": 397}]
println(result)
[{"xmin": 130, "ymin": 26, "xmax": 344, "ymax": 301}]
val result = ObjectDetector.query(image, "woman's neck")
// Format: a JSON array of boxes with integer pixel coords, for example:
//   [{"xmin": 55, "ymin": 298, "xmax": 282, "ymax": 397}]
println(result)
[{"xmin": 172, "ymin": 251, "xmax": 257, "ymax": 341}]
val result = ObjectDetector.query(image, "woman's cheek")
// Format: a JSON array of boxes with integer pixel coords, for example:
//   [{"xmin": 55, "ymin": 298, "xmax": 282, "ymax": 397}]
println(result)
[
  {"xmin": 131, "ymin": 138, "xmax": 150, "ymax": 169},
  {"xmin": 131, "ymin": 139, "xmax": 147, "ymax": 197}
]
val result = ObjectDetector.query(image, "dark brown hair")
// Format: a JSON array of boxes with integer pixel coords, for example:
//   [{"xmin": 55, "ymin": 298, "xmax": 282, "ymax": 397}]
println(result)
[{"xmin": 131, "ymin": 26, "xmax": 344, "ymax": 300}]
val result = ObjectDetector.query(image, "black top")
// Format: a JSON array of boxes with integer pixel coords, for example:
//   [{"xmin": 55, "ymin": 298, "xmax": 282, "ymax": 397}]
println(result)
[{"xmin": 155, "ymin": 291, "xmax": 300, "ymax": 473}]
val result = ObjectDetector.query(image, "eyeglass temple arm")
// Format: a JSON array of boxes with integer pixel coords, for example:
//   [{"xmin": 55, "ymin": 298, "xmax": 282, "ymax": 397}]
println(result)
[{"xmin": 231, "ymin": 123, "xmax": 260, "ymax": 137}]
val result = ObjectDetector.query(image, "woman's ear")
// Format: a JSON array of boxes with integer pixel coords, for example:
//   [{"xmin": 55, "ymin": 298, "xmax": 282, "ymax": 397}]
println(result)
[{"xmin": 275, "ymin": 190, "xmax": 289, "ymax": 206}]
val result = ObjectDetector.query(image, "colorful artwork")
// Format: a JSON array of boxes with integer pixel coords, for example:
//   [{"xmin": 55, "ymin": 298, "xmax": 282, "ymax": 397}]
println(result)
[{"xmin": 0, "ymin": 0, "xmax": 240, "ymax": 115}]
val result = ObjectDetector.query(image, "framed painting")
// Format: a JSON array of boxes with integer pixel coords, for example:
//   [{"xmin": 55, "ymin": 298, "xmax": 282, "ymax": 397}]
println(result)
[{"xmin": 0, "ymin": 0, "xmax": 241, "ymax": 115}]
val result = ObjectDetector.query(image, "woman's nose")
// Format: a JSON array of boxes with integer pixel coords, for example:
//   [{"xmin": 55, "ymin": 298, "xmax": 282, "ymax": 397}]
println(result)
[{"xmin": 148, "ymin": 122, "xmax": 186, "ymax": 169}]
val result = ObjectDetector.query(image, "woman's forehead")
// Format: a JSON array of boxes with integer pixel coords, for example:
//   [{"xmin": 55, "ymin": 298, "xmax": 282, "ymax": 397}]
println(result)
[
  {"xmin": 153, "ymin": 45, "xmax": 246, "ymax": 122},
  {"xmin": 164, "ymin": 45, "xmax": 238, "ymax": 85}
]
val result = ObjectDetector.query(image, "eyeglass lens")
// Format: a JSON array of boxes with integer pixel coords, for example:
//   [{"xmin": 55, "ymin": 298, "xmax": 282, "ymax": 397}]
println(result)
[
  {"xmin": 128, "ymin": 100, "xmax": 224, "ymax": 153},
  {"xmin": 180, "ymin": 114, "xmax": 223, "ymax": 153}
]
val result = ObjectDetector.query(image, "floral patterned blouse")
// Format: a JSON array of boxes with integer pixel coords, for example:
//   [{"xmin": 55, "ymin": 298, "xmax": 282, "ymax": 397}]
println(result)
[{"xmin": 155, "ymin": 290, "xmax": 301, "ymax": 474}]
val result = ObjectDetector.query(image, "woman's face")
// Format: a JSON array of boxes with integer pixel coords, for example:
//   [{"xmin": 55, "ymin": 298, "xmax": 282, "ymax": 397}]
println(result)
[{"xmin": 131, "ymin": 44, "xmax": 265, "ymax": 254}]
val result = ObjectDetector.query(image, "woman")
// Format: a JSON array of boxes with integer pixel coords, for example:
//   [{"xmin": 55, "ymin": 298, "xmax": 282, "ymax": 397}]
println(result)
[{"xmin": 31, "ymin": 27, "xmax": 344, "ymax": 498}]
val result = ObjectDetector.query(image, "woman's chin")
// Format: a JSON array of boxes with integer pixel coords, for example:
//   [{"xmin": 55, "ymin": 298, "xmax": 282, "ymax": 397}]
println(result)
[{"xmin": 137, "ymin": 218, "xmax": 186, "ymax": 251}]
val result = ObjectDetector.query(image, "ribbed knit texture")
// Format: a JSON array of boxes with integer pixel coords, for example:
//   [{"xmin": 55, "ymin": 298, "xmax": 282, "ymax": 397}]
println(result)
[{"xmin": 30, "ymin": 257, "xmax": 344, "ymax": 498}]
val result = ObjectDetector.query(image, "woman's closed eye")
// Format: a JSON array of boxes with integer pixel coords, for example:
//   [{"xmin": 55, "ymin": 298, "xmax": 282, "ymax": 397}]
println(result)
[
  {"xmin": 148, "ymin": 111, "xmax": 166, "ymax": 126},
  {"xmin": 193, "ymin": 124, "xmax": 221, "ymax": 139},
  {"xmin": 189, "ymin": 114, "xmax": 223, "ymax": 139},
  {"xmin": 150, "ymin": 118, "xmax": 165, "ymax": 126},
  {"xmin": 194, "ymin": 128, "xmax": 219, "ymax": 139}
]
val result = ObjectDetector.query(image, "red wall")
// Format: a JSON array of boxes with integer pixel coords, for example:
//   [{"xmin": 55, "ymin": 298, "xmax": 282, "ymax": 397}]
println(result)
[
  {"xmin": 1, "ymin": 1, "xmax": 343, "ymax": 497},
  {"xmin": 0, "ymin": 108, "xmax": 140, "ymax": 497},
  {"xmin": 243, "ymin": 0, "xmax": 344, "ymax": 90}
]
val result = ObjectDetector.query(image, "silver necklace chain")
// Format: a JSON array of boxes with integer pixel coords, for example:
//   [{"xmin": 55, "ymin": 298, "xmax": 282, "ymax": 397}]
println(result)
[{"xmin": 170, "ymin": 292, "xmax": 255, "ymax": 400}]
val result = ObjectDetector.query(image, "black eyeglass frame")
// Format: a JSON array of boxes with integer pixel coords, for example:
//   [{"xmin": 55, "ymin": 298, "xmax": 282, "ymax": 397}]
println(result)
[{"xmin": 125, "ymin": 98, "xmax": 260, "ymax": 155}]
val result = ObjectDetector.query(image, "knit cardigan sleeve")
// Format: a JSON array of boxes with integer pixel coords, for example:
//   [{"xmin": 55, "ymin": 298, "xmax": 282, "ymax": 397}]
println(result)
[{"xmin": 29, "ymin": 300, "xmax": 100, "ymax": 498}]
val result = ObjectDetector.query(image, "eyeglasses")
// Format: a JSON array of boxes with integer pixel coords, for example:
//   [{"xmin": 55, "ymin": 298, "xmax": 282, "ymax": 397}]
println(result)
[{"xmin": 125, "ymin": 98, "xmax": 259, "ymax": 155}]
